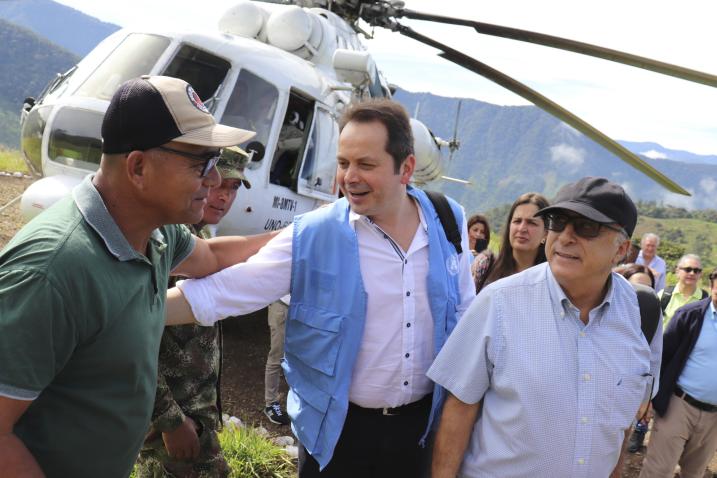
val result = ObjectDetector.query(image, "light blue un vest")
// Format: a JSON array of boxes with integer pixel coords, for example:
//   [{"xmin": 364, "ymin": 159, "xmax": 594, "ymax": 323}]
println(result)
[{"xmin": 283, "ymin": 186, "xmax": 465, "ymax": 469}]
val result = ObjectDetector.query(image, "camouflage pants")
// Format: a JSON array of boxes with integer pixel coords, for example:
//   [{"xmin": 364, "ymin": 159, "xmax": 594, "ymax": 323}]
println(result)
[{"xmin": 135, "ymin": 418, "xmax": 230, "ymax": 478}]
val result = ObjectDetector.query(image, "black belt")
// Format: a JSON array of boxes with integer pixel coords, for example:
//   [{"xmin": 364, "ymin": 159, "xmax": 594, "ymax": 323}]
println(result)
[
  {"xmin": 674, "ymin": 387, "xmax": 717, "ymax": 413},
  {"xmin": 348, "ymin": 394, "xmax": 432, "ymax": 417}
]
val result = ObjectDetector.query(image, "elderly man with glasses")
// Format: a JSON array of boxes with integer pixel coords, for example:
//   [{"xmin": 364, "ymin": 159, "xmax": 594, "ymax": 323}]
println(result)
[
  {"xmin": 0, "ymin": 76, "xmax": 276, "ymax": 478},
  {"xmin": 428, "ymin": 177, "xmax": 662, "ymax": 478}
]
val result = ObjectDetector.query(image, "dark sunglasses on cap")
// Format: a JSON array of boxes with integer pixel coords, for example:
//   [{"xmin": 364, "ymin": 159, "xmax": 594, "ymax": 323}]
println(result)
[
  {"xmin": 154, "ymin": 145, "xmax": 221, "ymax": 178},
  {"xmin": 679, "ymin": 266, "xmax": 703, "ymax": 274},
  {"xmin": 545, "ymin": 212, "xmax": 625, "ymax": 239}
]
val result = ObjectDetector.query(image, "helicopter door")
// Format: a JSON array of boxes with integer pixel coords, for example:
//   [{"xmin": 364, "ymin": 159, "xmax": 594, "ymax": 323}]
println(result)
[{"xmin": 295, "ymin": 104, "xmax": 339, "ymax": 201}]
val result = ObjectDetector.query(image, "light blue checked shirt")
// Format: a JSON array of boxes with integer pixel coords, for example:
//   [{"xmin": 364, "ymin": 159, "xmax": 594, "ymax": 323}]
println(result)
[{"xmin": 428, "ymin": 262, "xmax": 662, "ymax": 478}]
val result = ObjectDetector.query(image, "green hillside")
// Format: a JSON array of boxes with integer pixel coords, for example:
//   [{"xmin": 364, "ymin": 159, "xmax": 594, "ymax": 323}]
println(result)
[
  {"xmin": 635, "ymin": 217, "xmax": 717, "ymax": 279},
  {"xmin": 0, "ymin": 18, "xmax": 78, "ymax": 148}
]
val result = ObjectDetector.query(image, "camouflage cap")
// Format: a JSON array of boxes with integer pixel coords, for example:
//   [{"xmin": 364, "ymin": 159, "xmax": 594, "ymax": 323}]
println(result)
[{"xmin": 217, "ymin": 146, "xmax": 251, "ymax": 189}]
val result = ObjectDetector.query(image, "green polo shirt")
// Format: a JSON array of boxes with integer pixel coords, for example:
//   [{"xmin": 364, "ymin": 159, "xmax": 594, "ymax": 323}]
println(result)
[
  {"xmin": 0, "ymin": 176, "xmax": 194, "ymax": 478},
  {"xmin": 659, "ymin": 284, "xmax": 706, "ymax": 328}
]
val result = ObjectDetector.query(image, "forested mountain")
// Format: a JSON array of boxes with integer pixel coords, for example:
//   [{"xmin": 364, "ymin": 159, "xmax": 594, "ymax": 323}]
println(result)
[
  {"xmin": 0, "ymin": 19, "xmax": 78, "ymax": 147},
  {"xmin": 393, "ymin": 90, "xmax": 717, "ymax": 213},
  {"xmin": 0, "ymin": 0, "xmax": 119, "ymax": 56}
]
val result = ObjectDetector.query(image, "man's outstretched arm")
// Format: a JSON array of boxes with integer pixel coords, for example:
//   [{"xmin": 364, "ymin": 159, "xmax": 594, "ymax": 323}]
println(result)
[
  {"xmin": 432, "ymin": 393, "xmax": 481, "ymax": 478},
  {"xmin": 173, "ymin": 230, "xmax": 280, "ymax": 279}
]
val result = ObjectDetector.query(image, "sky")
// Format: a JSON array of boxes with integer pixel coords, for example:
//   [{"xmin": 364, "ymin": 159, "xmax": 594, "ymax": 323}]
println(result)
[{"xmin": 55, "ymin": 0, "xmax": 717, "ymax": 156}]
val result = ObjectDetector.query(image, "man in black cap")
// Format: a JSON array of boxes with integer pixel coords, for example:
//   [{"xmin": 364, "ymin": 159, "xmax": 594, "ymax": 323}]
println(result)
[
  {"xmin": 428, "ymin": 177, "xmax": 662, "ymax": 478},
  {"xmin": 0, "ymin": 76, "xmax": 275, "ymax": 478}
]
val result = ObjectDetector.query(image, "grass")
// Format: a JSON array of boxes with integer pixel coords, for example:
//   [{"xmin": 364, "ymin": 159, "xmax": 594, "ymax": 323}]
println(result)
[
  {"xmin": 128, "ymin": 425, "xmax": 295, "ymax": 478},
  {"xmin": 219, "ymin": 425, "xmax": 296, "ymax": 478},
  {"xmin": 0, "ymin": 148, "xmax": 28, "ymax": 173}
]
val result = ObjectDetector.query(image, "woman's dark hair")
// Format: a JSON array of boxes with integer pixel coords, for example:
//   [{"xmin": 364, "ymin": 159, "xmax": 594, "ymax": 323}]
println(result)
[
  {"xmin": 467, "ymin": 214, "xmax": 491, "ymax": 250},
  {"xmin": 616, "ymin": 263, "xmax": 655, "ymax": 289},
  {"xmin": 709, "ymin": 268, "xmax": 717, "ymax": 287},
  {"xmin": 484, "ymin": 192, "xmax": 549, "ymax": 286}
]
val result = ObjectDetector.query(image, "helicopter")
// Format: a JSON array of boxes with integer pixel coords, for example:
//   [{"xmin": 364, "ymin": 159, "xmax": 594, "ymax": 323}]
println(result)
[{"xmin": 18, "ymin": 0, "xmax": 716, "ymax": 236}]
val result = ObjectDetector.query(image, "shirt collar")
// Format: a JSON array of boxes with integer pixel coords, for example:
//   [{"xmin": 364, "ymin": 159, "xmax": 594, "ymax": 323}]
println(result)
[
  {"xmin": 72, "ymin": 175, "xmax": 166, "ymax": 262},
  {"xmin": 545, "ymin": 264, "xmax": 613, "ymax": 325},
  {"xmin": 675, "ymin": 282, "xmax": 705, "ymax": 300}
]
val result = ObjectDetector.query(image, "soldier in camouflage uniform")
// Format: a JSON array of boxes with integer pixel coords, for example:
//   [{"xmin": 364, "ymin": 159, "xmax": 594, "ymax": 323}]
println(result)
[{"xmin": 136, "ymin": 147, "xmax": 251, "ymax": 478}]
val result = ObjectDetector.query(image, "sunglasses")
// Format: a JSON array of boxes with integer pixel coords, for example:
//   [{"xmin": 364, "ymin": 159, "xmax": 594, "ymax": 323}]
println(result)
[
  {"xmin": 679, "ymin": 267, "xmax": 703, "ymax": 274},
  {"xmin": 545, "ymin": 212, "xmax": 625, "ymax": 239},
  {"xmin": 154, "ymin": 145, "xmax": 221, "ymax": 178}
]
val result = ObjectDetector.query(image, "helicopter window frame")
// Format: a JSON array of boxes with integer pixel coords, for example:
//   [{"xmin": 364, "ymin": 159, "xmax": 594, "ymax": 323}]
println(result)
[
  {"xmin": 47, "ymin": 107, "xmax": 104, "ymax": 171},
  {"xmin": 160, "ymin": 43, "xmax": 232, "ymax": 112},
  {"xmin": 267, "ymin": 90, "xmax": 315, "ymax": 191},
  {"xmin": 296, "ymin": 103, "xmax": 339, "ymax": 202},
  {"xmin": 75, "ymin": 33, "xmax": 172, "ymax": 101}
]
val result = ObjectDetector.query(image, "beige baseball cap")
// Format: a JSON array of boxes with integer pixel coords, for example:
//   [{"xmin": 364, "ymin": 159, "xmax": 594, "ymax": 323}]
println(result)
[{"xmin": 101, "ymin": 75, "xmax": 255, "ymax": 153}]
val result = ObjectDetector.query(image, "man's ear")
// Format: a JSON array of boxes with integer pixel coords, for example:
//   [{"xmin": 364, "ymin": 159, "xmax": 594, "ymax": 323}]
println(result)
[
  {"xmin": 125, "ymin": 150, "xmax": 149, "ymax": 189},
  {"xmin": 399, "ymin": 155, "xmax": 416, "ymax": 185}
]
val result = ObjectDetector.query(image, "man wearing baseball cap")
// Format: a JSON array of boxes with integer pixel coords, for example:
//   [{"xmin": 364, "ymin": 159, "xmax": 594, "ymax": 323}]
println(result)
[
  {"xmin": 0, "ymin": 76, "xmax": 275, "ymax": 478},
  {"xmin": 428, "ymin": 177, "xmax": 663, "ymax": 477}
]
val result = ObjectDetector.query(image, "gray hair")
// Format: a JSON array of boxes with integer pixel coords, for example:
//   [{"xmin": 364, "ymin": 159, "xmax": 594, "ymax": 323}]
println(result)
[
  {"xmin": 677, "ymin": 254, "xmax": 701, "ymax": 268},
  {"xmin": 641, "ymin": 232, "xmax": 660, "ymax": 247}
]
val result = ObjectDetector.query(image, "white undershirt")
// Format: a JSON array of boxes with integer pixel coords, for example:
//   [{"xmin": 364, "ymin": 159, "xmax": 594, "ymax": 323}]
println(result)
[{"xmin": 178, "ymin": 199, "xmax": 475, "ymax": 408}]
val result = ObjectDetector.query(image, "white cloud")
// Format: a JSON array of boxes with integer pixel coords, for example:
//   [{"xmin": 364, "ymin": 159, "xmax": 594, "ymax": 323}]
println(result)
[
  {"xmin": 699, "ymin": 177, "xmax": 717, "ymax": 194},
  {"xmin": 660, "ymin": 190, "xmax": 696, "ymax": 210},
  {"xmin": 641, "ymin": 150, "xmax": 668, "ymax": 160},
  {"xmin": 550, "ymin": 144, "xmax": 585, "ymax": 166}
]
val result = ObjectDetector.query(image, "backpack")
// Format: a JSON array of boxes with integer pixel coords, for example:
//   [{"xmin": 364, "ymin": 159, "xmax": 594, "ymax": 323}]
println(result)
[
  {"xmin": 659, "ymin": 285, "xmax": 708, "ymax": 313},
  {"xmin": 427, "ymin": 190, "xmax": 660, "ymax": 345}
]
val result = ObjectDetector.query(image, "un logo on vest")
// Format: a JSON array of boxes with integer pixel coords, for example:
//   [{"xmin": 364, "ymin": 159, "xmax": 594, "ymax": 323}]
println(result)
[{"xmin": 446, "ymin": 254, "xmax": 459, "ymax": 276}]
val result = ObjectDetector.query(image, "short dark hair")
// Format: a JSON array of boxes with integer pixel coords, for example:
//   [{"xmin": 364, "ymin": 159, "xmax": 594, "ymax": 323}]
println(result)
[
  {"xmin": 616, "ymin": 263, "xmax": 655, "ymax": 289},
  {"xmin": 338, "ymin": 99, "xmax": 414, "ymax": 173},
  {"xmin": 467, "ymin": 214, "xmax": 491, "ymax": 246},
  {"xmin": 709, "ymin": 268, "xmax": 717, "ymax": 287}
]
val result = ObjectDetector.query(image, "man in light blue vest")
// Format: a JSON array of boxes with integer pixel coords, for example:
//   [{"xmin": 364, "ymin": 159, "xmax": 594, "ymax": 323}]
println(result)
[{"xmin": 167, "ymin": 99, "xmax": 475, "ymax": 476}]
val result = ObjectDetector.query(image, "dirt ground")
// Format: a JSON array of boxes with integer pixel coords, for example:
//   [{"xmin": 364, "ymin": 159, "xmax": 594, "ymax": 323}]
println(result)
[{"xmin": 1, "ymin": 175, "xmax": 715, "ymax": 477}]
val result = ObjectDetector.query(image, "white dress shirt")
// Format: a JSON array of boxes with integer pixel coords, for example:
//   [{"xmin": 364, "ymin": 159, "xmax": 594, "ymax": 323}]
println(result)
[{"xmin": 179, "ymin": 198, "xmax": 475, "ymax": 409}]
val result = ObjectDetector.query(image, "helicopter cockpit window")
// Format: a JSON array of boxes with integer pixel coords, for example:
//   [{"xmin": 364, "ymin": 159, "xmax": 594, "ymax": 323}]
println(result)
[
  {"xmin": 269, "ymin": 91, "xmax": 314, "ymax": 189},
  {"xmin": 162, "ymin": 45, "xmax": 231, "ymax": 111},
  {"xmin": 297, "ymin": 105, "xmax": 338, "ymax": 200},
  {"xmin": 221, "ymin": 70, "xmax": 279, "ymax": 152},
  {"xmin": 48, "ymin": 107, "xmax": 103, "ymax": 170},
  {"xmin": 76, "ymin": 34, "xmax": 171, "ymax": 100}
]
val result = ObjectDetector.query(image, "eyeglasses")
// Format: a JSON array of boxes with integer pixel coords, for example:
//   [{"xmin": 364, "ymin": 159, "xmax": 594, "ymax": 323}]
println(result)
[
  {"xmin": 679, "ymin": 267, "xmax": 703, "ymax": 274},
  {"xmin": 545, "ymin": 212, "xmax": 626, "ymax": 239},
  {"xmin": 154, "ymin": 145, "xmax": 221, "ymax": 178}
]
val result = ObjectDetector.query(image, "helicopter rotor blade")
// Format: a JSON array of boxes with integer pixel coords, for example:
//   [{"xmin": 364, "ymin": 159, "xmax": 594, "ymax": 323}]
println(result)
[
  {"xmin": 393, "ymin": 23, "xmax": 690, "ymax": 196},
  {"xmin": 399, "ymin": 9, "xmax": 717, "ymax": 88}
]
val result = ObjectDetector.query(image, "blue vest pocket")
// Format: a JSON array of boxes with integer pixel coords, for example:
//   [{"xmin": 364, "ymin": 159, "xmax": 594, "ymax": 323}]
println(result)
[
  {"xmin": 286, "ymin": 304, "xmax": 343, "ymax": 376},
  {"xmin": 286, "ymin": 370, "xmax": 333, "ymax": 453}
]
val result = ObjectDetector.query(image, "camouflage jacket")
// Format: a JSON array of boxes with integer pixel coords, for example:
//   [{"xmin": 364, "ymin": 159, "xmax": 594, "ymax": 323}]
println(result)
[{"xmin": 151, "ymin": 225, "xmax": 223, "ymax": 432}]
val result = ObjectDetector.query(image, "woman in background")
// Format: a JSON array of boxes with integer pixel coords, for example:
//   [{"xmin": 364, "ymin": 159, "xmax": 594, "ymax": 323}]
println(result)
[
  {"xmin": 472, "ymin": 193, "xmax": 549, "ymax": 293},
  {"xmin": 467, "ymin": 214, "xmax": 491, "ymax": 255}
]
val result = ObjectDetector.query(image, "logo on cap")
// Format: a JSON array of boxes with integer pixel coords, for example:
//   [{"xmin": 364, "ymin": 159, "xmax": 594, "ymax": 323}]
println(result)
[{"xmin": 186, "ymin": 85, "xmax": 209, "ymax": 114}]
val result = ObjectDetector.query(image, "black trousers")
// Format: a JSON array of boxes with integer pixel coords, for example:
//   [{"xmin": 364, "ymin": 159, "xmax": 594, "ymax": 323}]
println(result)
[{"xmin": 297, "ymin": 396, "xmax": 433, "ymax": 478}]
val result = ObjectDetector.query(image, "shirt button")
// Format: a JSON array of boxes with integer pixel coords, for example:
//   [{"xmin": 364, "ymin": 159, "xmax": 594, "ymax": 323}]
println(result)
[
  {"xmin": 406, "ymin": 323, "xmax": 411, "ymax": 328},
  {"xmin": 404, "ymin": 259, "xmax": 408, "ymax": 264},
  {"xmin": 405, "ymin": 353, "xmax": 410, "ymax": 358},
  {"xmin": 578, "ymin": 458, "xmax": 585, "ymax": 465},
  {"xmin": 581, "ymin": 417, "xmax": 588, "ymax": 424},
  {"xmin": 403, "ymin": 381, "xmax": 409, "ymax": 386},
  {"xmin": 583, "ymin": 373, "xmax": 591, "ymax": 381},
  {"xmin": 406, "ymin": 291, "xmax": 411, "ymax": 297},
  {"xmin": 579, "ymin": 331, "xmax": 586, "ymax": 337}
]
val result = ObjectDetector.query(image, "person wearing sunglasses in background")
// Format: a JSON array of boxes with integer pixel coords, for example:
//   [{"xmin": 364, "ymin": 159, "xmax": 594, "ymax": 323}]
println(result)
[
  {"xmin": 0, "ymin": 76, "xmax": 276, "ymax": 478},
  {"xmin": 428, "ymin": 177, "xmax": 662, "ymax": 478},
  {"xmin": 659, "ymin": 254, "xmax": 708, "ymax": 329}
]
